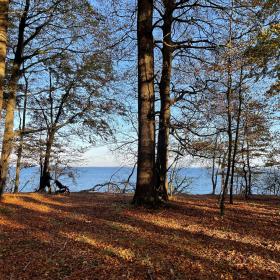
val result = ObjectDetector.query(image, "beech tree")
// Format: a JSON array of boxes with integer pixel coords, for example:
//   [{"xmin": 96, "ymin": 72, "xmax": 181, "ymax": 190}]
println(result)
[
  {"xmin": 0, "ymin": 0, "xmax": 111, "ymax": 194},
  {"xmin": 31, "ymin": 54, "xmax": 115, "ymax": 191},
  {"xmin": 134, "ymin": 0, "xmax": 225, "ymax": 204},
  {"xmin": 153, "ymin": 0, "xmax": 221, "ymax": 200},
  {"xmin": 133, "ymin": 0, "xmax": 156, "ymax": 205},
  {"xmin": 155, "ymin": 0, "xmax": 174, "ymax": 201},
  {"xmin": 0, "ymin": 0, "xmax": 9, "ymax": 123}
]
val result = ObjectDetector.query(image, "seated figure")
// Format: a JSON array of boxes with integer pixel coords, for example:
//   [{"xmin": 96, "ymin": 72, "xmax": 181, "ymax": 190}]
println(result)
[{"xmin": 54, "ymin": 179, "xmax": 70, "ymax": 194}]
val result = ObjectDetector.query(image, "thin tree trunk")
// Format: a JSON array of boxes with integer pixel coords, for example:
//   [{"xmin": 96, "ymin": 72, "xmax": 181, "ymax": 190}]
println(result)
[
  {"xmin": 219, "ymin": 63, "xmax": 233, "ymax": 215},
  {"xmin": 242, "ymin": 157, "xmax": 248, "ymax": 198},
  {"xmin": 212, "ymin": 156, "xmax": 221, "ymax": 195},
  {"xmin": 246, "ymin": 140, "xmax": 252, "ymax": 196},
  {"xmin": 38, "ymin": 68, "xmax": 68, "ymax": 193},
  {"xmin": 14, "ymin": 142, "xmax": 23, "ymax": 193},
  {"xmin": 14, "ymin": 75, "xmax": 28, "ymax": 193},
  {"xmin": 219, "ymin": 0, "xmax": 234, "ymax": 216},
  {"xmin": 0, "ymin": 0, "xmax": 9, "ymax": 122},
  {"xmin": 221, "ymin": 167, "xmax": 225, "ymax": 194},
  {"xmin": 155, "ymin": 0, "xmax": 174, "ymax": 202},
  {"xmin": 240, "ymin": 137, "xmax": 249, "ymax": 199},
  {"xmin": 38, "ymin": 129, "xmax": 55, "ymax": 192},
  {"xmin": 133, "ymin": 0, "xmax": 156, "ymax": 205},
  {"xmin": 219, "ymin": 83, "xmax": 233, "ymax": 215},
  {"xmin": 220, "ymin": 152, "xmax": 226, "ymax": 196},
  {"xmin": 229, "ymin": 68, "xmax": 243, "ymax": 204},
  {"xmin": 211, "ymin": 159, "xmax": 217, "ymax": 195},
  {"xmin": 0, "ymin": 0, "xmax": 30, "ymax": 195},
  {"xmin": 211, "ymin": 133, "xmax": 219, "ymax": 195}
]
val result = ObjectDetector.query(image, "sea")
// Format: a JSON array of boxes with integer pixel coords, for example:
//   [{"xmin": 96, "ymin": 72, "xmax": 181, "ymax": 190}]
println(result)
[{"xmin": 6, "ymin": 167, "xmax": 221, "ymax": 194}]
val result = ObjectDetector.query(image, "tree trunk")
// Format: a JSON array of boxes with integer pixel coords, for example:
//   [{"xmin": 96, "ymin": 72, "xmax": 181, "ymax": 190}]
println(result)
[
  {"xmin": 38, "ymin": 129, "xmax": 55, "ymax": 192},
  {"xmin": 219, "ymin": 65, "xmax": 233, "ymax": 215},
  {"xmin": 220, "ymin": 152, "xmax": 226, "ymax": 195},
  {"xmin": 219, "ymin": 88, "xmax": 233, "ymax": 215},
  {"xmin": 221, "ymin": 168, "xmax": 225, "ymax": 194},
  {"xmin": 219, "ymin": 64, "xmax": 234, "ymax": 216},
  {"xmin": 0, "ymin": 0, "xmax": 30, "ymax": 195},
  {"xmin": 242, "ymin": 158, "xmax": 248, "ymax": 198},
  {"xmin": 0, "ymin": 0, "xmax": 9, "ymax": 121},
  {"xmin": 229, "ymin": 68, "xmax": 243, "ymax": 204},
  {"xmin": 246, "ymin": 140, "xmax": 252, "ymax": 196},
  {"xmin": 0, "ymin": 76, "xmax": 19, "ymax": 194},
  {"xmin": 14, "ymin": 76, "xmax": 28, "ymax": 193},
  {"xmin": 211, "ymin": 134, "xmax": 219, "ymax": 195},
  {"xmin": 14, "ymin": 143, "xmax": 23, "ymax": 193},
  {"xmin": 219, "ymin": 1, "xmax": 234, "ymax": 216},
  {"xmin": 155, "ymin": 0, "xmax": 174, "ymax": 202},
  {"xmin": 133, "ymin": 0, "xmax": 156, "ymax": 205}
]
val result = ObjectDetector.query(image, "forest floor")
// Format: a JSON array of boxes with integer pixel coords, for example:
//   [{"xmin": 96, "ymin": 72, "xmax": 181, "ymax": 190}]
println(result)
[{"xmin": 0, "ymin": 193, "xmax": 279, "ymax": 280}]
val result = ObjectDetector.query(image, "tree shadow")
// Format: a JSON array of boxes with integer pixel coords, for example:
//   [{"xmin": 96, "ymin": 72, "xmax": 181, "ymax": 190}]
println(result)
[{"xmin": 0, "ymin": 193, "xmax": 279, "ymax": 279}]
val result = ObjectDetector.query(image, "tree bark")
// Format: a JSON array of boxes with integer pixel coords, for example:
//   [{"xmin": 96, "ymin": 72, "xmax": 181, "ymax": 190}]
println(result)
[
  {"xmin": 220, "ymin": 151, "xmax": 226, "ymax": 195},
  {"xmin": 219, "ymin": 0, "xmax": 234, "ymax": 216},
  {"xmin": 133, "ymin": 0, "xmax": 156, "ymax": 205},
  {"xmin": 242, "ymin": 144, "xmax": 249, "ymax": 198},
  {"xmin": 155, "ymin": 0, "xmax": 174, "ymax": 202},
  {"xmin": 229, "ymin": 68, "xmax": 243, "ymax": 204},
  {"xmin": 0, "ymin": 0, "xmax": 9, "ymax": 122},
  {"xmin": 246, "ymin": 140, "xmax": 252, "ymax": 196},
  {"xmin": 14, "ymin": 75, "xmax": 28, "ymax": 193},
  {"xmin": 219, "ymin": 59, "xmax": 234, "ymax": 214},
  {"xmin": 38, "ymin": 129, "xmax": 55, "ymax": 192},
  {"xmin": 14, "ymin": 141, "xmax": 23, "ymax": 193},
  {"xmin": 0, "ymin": 0, "xmax": 30, "ymax": 195},
  {"xmin": 211, "ymin": 133, "xmax": 219, "ymax": 195},
  {"xmin": 219, "ymin": 85, "xmax": 233, "ymax": 215}
]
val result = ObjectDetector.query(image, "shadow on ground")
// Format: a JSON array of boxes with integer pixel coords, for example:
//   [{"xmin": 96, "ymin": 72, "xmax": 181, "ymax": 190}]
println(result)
[{"xmin": 0, "ymin": 193, "xmax": 279, "ymax": 279}]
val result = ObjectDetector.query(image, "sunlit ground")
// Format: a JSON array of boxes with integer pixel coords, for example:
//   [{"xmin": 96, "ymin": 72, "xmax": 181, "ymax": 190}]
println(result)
[{"xmin": 0, "ymin": 193, "xmax": 279, "ymax": 279}]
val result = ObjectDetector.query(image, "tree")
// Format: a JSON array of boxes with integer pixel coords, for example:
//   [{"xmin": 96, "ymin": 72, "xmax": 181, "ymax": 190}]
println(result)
[
  {"xmin": 152, "ymin": 0, "xmax": 221, "ymax": 200},
  {"xmin": 32, "ymin": 53, "xmax": 114, "ymax": 191},
  {"xmin": 246, "ymin": 1, "xmax": 280, "ymax": 97},
  {"xmin": 0, "ymin": 0, "xmax": 9, "ymax": 123},
  {"xmin": 0, "ymin": 0, "xmax": 111, "ymax": 194},
  {"xmin": 14, "ymin": 73, "xmax": 29, "ymax": 193},
  {"xmin": 133, "ymin": 0, "xmax": 156, "ymax": 205},
  {"xmin": 155, "ymin": 0, "xmax": 175, "ymax": 201},
  {"xmin": 0, "ymin": 0, "xmax": 30, "ymax": 196}
]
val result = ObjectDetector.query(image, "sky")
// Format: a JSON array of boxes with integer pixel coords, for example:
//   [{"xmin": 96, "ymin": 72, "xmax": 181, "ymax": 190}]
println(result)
[{"xmin": 82, "ymin": 146, "xmax": 123, "ymax": 167}]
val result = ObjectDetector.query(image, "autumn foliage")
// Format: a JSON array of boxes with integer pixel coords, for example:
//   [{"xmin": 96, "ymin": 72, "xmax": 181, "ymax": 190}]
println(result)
[{"xmin": 0, "ymin": 193, "xmax": 279, "ymax": 279}]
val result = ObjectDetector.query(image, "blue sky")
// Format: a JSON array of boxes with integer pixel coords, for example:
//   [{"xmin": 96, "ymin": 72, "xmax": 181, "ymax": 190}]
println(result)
[{"xmin": 83, "ymin": 146, "xmax": 122, "ymax": 167}]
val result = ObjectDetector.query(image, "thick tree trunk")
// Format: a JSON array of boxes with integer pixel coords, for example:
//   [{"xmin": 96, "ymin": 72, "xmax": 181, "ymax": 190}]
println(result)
[
  {"xmin": 0, "ymin": 76, "xmax": 19, "ymax": 194},
  {"xmin": 0, "ymin": 0, "xmax": 30, "ymax": 195},
  {"xmin": 0, "ymin": 0, "xmax": 9, "ymax": 121},
  {"xmin": 155, "ymin": 0, "xmax": 174, "ymax": 202},
  {"xmin": 133, "ymin": 0, "xmax": 156, "ymax": 205}
]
